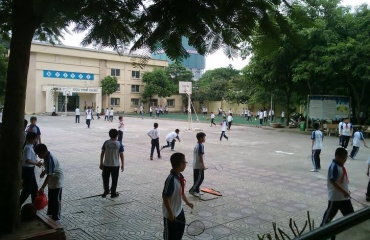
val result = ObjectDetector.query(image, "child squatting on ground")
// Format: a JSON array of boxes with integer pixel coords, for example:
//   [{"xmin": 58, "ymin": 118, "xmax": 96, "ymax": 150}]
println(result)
[
  {"xmin": 162, "ymin": 152, "xmax": 193, "ymax": 240},
  {"xmin": 35, "ymin": 144, "xmax": 64, "ymax": 221},
  {"xmin": 321, "ymin": 147, "xmax": 354, "ymax": 240}
]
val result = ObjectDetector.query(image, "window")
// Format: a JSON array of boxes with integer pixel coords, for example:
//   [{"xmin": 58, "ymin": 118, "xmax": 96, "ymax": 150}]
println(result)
[
  {"xmin": 116, "ymin": 84, "xmax": 121, "ymax": 92},
  {"xmin": 132, "ymin": 70, "xmax": 140, "ymax": 78},
  {"xmin": 131, "ymin": 85, "xmax": 140, "ymax": 93},
  {"xmin": 111, "ymin": 68, "xmax": 120, "ymax": 76},
  {"xmin": 150, "ymin": 99, "xmax": 158, "ymax": 107},
  {"xmin": 111, "ymin": 98, "xmax": 120, "ymax": 106},
  {"xmin": 167, "ymin": 99, "xmax": 175, "ymax": 107},
  {"xmin": 131, "ymin": 98, "xmax": 140, "ymax": 106}
]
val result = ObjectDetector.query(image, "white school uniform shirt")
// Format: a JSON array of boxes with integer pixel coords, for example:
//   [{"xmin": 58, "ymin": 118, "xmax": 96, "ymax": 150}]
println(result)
[
  {"xmin": 263, "ymin": 111, "xmax": 267, "ymax": 117},
  {"xmin": 97, "ymin": 107, "xmax": 100, "ymax": 113},
  {"xmin": 147, "ymin": 128, "xmax": 159, "ymax": 139},
  {"xmin": 221, "ymin": 121, "xmax": 227, "ymax": 131},
  {"xmin": 75, "ymin": 108, "xmax": 80, "ymax": 115},
  {"xmin": 109, "ymin": 109, "xmax": 114, "ymax": 116},
  {"xmin": 105, "ymin": 109, "xmax": 109, "ymax": 115},
  {"xmin": 22, "ymin": 143, "xmax": 38, "ymax": 167},
  {"xmin": 281, "ymin": 111, "xmax": 285, "ymax": 117},
  {"xmin": 353, "ymin": 131, "xmax": 364, "ymax": 147},
  {"xmin": 227, "ymin": 115, "xmax": 233, "ymax": 122},
  {"xmin": 118, "ymin": 120, "xmax": 124, "ymax": 131},
  {"xmin": 210, "ymin": 113, "xmax": 215, "ymax": 119},
  {"xmin": 311, "ymin": 130, "xmax": 323, "ymax": 150},
  {"xmin": 259, "ymin": 111, "xmax": 264, "ymax": 119},
  {"xmin": 44, "ymin": 152, "xmax": 64, "ymax": 189},
  {"xmin": 86, "ymin": 109, "xmax": 92, "ymax": 119},
  {"xmin": 341, "ymin": 122, "xmax": 352, "ymax": 136},
  {"xmin": 166, "ymin": 132, "xmax": 179, "ymax": 142}
]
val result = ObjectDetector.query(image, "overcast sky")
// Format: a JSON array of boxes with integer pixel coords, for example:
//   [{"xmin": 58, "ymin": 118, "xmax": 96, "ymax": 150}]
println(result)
[{"xmin": 62, "ymin": 0, "xmax": 370, "ymax": 71}]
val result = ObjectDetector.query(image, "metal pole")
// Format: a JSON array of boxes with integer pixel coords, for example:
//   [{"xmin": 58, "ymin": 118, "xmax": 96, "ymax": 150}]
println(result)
[
  {"xmin": 270, "ymin": 94, "xmax": 273, "ymax": 123},
  {"xmin": 188, "ymin": 93, "xmax": 191, "ymax": 130},
  {"xmin": 65, "ymin": 95, "xmax": 67, "ymax": 117}
]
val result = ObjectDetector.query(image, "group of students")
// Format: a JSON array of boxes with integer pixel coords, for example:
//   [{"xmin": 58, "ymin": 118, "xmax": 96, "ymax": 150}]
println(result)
[
  {"xmin": 75, "ymin": 107, "xmax": 115, "ymax": 128},
  {"xmin": 21, "ymin": 116, "xmax": 64, "ymax": 221}
]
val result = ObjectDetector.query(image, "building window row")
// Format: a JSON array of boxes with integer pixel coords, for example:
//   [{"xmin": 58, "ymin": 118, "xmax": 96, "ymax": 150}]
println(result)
[
  {"xmin": 110, "ymin": 69, "xmax": 141, "ymax": 79},
  {"xmin": 131, "ymin": 85, "xmax": 140, "ymax": 93}
]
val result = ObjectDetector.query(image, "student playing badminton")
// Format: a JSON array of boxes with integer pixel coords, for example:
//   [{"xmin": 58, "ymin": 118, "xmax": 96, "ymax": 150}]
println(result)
[
  {"xmin": 189, "ymin": 132, "xmax": 206, "ymax": 197},
  {"xmin": 321, "ymin": 147, "xmax": 354, "ymax": 238},
  {"xmin": 162, "ymin": 152, "xmax": 193, "ymax": 240},
  {"xmin": 349, "ymin": 126, "xmax": 367, "ymax": 160}
]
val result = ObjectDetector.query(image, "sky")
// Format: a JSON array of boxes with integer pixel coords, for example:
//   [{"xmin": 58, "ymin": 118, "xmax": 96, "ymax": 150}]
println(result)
[{"xmin": 61, "ymin": 0, "xmax": 370, "ymax": 71}]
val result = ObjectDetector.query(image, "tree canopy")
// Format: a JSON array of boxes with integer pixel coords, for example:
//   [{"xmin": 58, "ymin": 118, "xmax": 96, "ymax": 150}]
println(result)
[
  {"xmin": 142, "ymin": 68, "xmax": 177, "ymax": 101},
  {"xmin": 101, "ymin": 76, "xmax": 119, "ymax": 95}
]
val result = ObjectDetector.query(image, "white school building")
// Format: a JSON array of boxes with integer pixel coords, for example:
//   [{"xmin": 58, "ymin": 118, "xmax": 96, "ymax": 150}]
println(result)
[{"xmin": 25, "ymin": 42, "xmax": 183, "ymax": 114}]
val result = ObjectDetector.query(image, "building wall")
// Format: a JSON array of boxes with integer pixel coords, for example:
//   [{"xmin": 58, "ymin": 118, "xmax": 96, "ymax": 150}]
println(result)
[{"xmin": 25, "ymin": 43, "xmax": 182, "ymax": 114}]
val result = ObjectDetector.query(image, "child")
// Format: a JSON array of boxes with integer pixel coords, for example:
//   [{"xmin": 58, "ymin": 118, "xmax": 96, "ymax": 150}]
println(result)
[
  {"xmin": 20, "ymin": 132, "xmax": 43, "ymax": 207},
  {"xmin": 162, "ymin": 152, "xmax": 193, "ymax": 240},
  {"xmin": 349, "ymin": 126, "xmax": 367, "ymax": 160},
  {"xmin": 210, "ymin": 112, "xmax": 216, "ymax": 126},
  {"xmin": 117, "ymin": 116, "xmax": 124, "ymax": 143},
  {"xmin": 35, "ymin": 144, "xmax": 64, "ymax": 221},
  {"xmin": 321, "ymin": 148, "xmax": 354, "ymax": 232},
  {"xmin": 147, "ymin": 123, "xmax": 161, "ymax": 160},
  {"xmin": 85, "ymin": 107, "xmax": 93, "ymax": 128},
  {"xmin": 26, "ymin": 116, "xmax": 41, "ymax": 145},
  {"xmin": 109, "ymin": 108, "xmax": 114, "ymax": 122},
  {"xmin": 311, "ymin": 122, "xmax": 323, "ymax": 172},
  {"xmin": 105, "ymin": 108, "xmax": 109, "ymax": 121},
  {"xmin": 161, "ymin": 129, "xmax": 180, "ymax": 151},
  {"xmin": 189, "ymin": 132, "xmax": 206, "ymax": 197},
  {"xmin": 100, "ymin": 129, "xmax": 124, "ymax": 198},
  {"xmin": 220, "ymin": 117, "xmax": 228, "ymax": 141},
  {"xmin": 340, "ymin": 118, "xmax": 352, "ymax": 149},
  {"xmin": 227, "ymin": 113, "xmax": 233, "ymax": 130},
  {"xmin": 366, "ymin": 156, "xmax": 370, "ymax": 201}
]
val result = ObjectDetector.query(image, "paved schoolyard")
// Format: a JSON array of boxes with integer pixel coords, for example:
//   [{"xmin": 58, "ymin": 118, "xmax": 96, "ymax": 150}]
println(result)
[{"xmin": 31, "ymin": 115, "xmax": 369, "ymax": 239}]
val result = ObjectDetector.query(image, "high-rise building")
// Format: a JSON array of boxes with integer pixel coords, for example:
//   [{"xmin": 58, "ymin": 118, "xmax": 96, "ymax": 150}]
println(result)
[{"xmin": 151, "ymin": 38, "xmax": 205, "ymax": 80}]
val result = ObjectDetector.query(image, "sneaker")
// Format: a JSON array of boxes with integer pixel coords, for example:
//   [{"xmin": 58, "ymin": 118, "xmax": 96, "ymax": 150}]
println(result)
[
  {"xmin": 310, "ymin": 169, "xmax": 318, "ymax": 172},
  {"xmin": 192, "ymin": 192, "xmax": 200, "ymax": 197},
  {"xmin": 158, "ymin": 156, "xmax": 162, "ymax": 159},
  {"xmin": 102, "ymin": 191, "xmax": 109, "ymax": 198},
  {"xmin": 111, "ymin": 192, "xmax": 120, "ymax": 198},
  {"xmin": 150, "ymin": 157, "xmax": 153, "ymax": 160},
  {"xmin": 198, "ymin": 192, "xmax": 204, "ymax": 196}
]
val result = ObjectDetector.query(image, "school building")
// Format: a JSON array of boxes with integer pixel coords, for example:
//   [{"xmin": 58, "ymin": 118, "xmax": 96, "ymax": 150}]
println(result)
[{"xmin": 25, "ymin": 42, "xmax": 183, "ymax": 115}]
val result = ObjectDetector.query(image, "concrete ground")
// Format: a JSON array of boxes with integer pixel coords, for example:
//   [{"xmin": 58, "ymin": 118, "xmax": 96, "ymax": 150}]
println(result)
[{"xmin": 27, "ymin": 114, "xmax": 369, "ymax": 239}]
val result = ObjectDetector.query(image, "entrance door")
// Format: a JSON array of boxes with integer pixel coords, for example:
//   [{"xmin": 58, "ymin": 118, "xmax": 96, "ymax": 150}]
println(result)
[{"xmin": 58, "ymin": 95, "xmax": 79, "ymax": 112}]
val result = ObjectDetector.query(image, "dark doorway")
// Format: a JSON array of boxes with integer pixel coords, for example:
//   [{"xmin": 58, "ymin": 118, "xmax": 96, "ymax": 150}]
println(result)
[{"xmin": 58, "ymin": 94, "xmax": 80, "ymax": 112}]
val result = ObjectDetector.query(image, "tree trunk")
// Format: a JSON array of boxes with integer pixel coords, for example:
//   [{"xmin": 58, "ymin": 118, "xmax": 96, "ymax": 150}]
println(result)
[{"xmin": 0, "ymin": 0, "xmax": 38, "ymax": 234}]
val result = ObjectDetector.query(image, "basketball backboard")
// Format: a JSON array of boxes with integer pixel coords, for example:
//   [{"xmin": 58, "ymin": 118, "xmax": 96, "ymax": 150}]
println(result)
[{"xmin": 179, "ymin": 81, "xmax": 192, "ymax": 94}]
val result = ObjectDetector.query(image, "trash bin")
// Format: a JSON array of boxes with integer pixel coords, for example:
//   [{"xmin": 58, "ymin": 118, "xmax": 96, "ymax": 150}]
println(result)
[{"xmin": 299, "ymin": 122, "xmax": 306, "ymax": 131}]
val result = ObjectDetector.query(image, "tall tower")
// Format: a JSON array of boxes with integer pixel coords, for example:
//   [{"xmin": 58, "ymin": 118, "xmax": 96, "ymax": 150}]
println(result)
[{"xmin": 151, "ymin": 37, "xmax": 205, "ymax": 80}]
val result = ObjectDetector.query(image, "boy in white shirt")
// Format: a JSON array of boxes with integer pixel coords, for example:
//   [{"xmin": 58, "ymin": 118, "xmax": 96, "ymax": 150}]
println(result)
[
  {"xmin": 161, "ymin": 129, "xmax": 180, "ymax": 151},
  {"xmin": 311, "ymin": 122, "xmax": 323, "ymax": 172},
  {"xmin": 36, "ymin": 144, "xmax": 64, "ymax": 221},
  {"xmin": 340, "ymin": 118, "xmax": 352, "ymax": 149},
  {"xmin": 210, "ymin": 112, "xmax": 216, "ymax": 126},
  {"xmin": 109, "ymin": 108, "xmax": 114, "ymax": 122},
  {"xmin": 220, "ymin": 117, "xmax": 229, "ymax": 141},
  {"xmin": 117, "ymin": 116, "xmax": 124, "ymax": 143},
  {"xmin": 349, "ymin": 126, "xmax": 367, "ymax": 160},
  {"xmin": 227, "ymin": 113, "xmax": 233, "ymax": 130},
  {"xmin": 105, "ymin": 108, "xmax": 109, "ymax": 121},
  {"xmin": 85, "ymin": 107, "xmax": 93, "ymax": 128}
]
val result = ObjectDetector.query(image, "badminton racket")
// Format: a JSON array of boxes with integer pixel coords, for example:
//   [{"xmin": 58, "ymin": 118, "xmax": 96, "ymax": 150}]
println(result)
[
  {"xmin": 175, "ymin": 219, "xmax": 205, "ymax": 236},
  {"xmin": 350, "ymin": 197, "xmax": 368, "ymax": 207},
  {"xmin": 206, "ymin": 164, "xmax": 223, "ymax": 171}
]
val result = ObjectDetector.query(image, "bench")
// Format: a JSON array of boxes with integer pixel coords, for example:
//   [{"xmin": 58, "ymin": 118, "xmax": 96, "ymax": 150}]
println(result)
[{"xmin": 323, "ymin": 124, "xmax": 338, "ymax": 136}]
